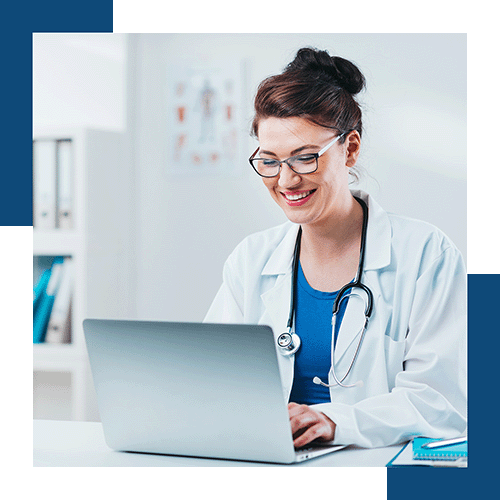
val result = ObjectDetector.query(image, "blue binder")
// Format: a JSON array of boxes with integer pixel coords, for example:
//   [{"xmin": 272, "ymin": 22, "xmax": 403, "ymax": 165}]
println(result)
[
  {"xmin": 33, "ymin": 258, "xmax": 64, "ymax": 343},
  {"xmin": 33, "ymin": 269, "xmax": 51, "ymax": 317}
]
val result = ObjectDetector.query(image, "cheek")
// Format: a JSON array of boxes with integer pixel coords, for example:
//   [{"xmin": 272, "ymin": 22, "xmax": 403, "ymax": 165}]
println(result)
[
  {"xmin": 262, "ymin": 179, "xmax": 277, "ymax": 194},
  {"xmin": 317, "ymin": 161, "xmax": 345, "ymax": 187}
]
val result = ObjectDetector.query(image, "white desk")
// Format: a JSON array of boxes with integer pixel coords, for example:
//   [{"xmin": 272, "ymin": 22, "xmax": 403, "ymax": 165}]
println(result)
[{"xmin": 34, "ymin": 419, "xmax": 403, "ymax": 467}]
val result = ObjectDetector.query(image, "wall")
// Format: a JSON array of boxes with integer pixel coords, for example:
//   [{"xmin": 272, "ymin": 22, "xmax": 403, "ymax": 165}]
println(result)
[
  {"xmin": 128, "ymin": 33, "xmax": 466, "ymax": 323},
  {"xmin": 33, "ymin": 33, "xmax": 127, "ymax": 130},
  {"xmin": 32, "ymin": 34, "xmax": 467, "ymax": 324}
]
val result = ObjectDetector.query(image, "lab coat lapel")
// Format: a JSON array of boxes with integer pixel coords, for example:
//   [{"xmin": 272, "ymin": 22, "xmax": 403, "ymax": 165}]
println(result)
[
  {"xmin": 259, "ymin": 224, "xmax": 299, "ymax": 399},
  {"xmin": 333, "ymin": 191, "xmax": 391, "ymax": 363},
  {"xmin": 260, "ymin": 272, "xmax": 292, "ymax": 338},
  {"xmin": 261, "ymin": 272, "xmax": 295, "ymax": 401},
  {"xmin": 351, "ymin": 189, "xmax": 392, "ymax": 271},
  {"xmin": 260, "ymin": 223, "xmax": 299, "ymax": 336}
]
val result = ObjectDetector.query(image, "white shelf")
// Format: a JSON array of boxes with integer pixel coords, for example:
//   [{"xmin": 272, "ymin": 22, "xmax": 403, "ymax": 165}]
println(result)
[
  {"xmin": 33, "ymin": 127, "xmax": 131, "ymax": 422},
  {"xmin": 33, "ymin": 343, "xmax": 86, "ymax": 371},
  {"xmin": 33, "ymin": 230, "xmax": 84, "ymax": 256}
]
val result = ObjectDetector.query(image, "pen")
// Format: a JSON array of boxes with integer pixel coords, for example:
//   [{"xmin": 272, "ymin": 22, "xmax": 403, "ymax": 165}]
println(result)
[{"xmin": 421, "ymin": 437, "xmax": 467, "ymax": 449}]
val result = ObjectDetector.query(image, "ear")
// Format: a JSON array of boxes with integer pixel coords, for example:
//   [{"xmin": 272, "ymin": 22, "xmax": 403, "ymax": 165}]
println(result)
[{"xmin": 345, "ymin": 131, "xmax": 361, "ymax": 168}]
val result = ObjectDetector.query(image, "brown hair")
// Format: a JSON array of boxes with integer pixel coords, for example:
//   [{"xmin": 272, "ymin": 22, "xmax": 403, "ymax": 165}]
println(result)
[{"xmin": 251, "ymin": 47, "xmax": 365, "ymax": 143}]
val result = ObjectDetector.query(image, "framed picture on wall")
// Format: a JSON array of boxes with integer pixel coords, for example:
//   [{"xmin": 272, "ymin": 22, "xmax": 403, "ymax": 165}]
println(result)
[{"xmin": 165, "ymin": 60, "xmax": 246, "ymax": 176}]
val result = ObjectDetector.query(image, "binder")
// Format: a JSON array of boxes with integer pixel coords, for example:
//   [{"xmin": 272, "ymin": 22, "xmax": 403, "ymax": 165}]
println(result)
[
  {"xmin": 33, "ymin": 139, "xmax": 57, "ymax": 229},
  {"xmin": 33, "ymin": 137, "xmax": 75, "ymax": 229},
  {"xmin": 56, "ymin": 140, "xmax": 73, "ymax": 229},
  {"xmin": 45, "ymin": 258, "xmax": 73, "ymax": 344},
  {"xmin": 33, "ymin": 258, "xmax": 64, "ymax": 343},
  {"xmin": 33, "ymin": 268, "xmax": 51, "ymax": 317}
]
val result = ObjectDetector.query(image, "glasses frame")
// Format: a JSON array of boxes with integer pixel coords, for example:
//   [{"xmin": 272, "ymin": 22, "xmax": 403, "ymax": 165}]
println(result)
[{"xmin": 249, "ymin": 132, "xmax": 346, "ymax": 178}]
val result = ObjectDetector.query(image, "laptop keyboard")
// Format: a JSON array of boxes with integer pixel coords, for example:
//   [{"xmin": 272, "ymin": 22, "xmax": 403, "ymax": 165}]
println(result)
[{"xmin": 295, "ymin": 445, "xmax": 317, "ymax": 458}]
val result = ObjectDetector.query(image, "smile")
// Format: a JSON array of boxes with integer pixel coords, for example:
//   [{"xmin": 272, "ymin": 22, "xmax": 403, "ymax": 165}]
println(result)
[{"xmin": 281, "ymin": 189, "xmax": 316, "ymax": 206}]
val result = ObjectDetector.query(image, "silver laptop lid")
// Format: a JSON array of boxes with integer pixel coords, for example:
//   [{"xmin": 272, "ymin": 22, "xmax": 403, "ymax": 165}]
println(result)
[{"xmin": 83, "ymin": 319, "xmax": 297, "ymax": 464}]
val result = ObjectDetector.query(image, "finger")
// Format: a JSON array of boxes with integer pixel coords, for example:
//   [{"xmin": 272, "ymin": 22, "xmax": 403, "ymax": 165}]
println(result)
[
  {"xmin": 293, "ymin": 422, "xmax": 330, "ymax": 448},
  {"xmin": 289, "ymin": 410, "xmax": 320, "ymax": 436},
  {"xmin": 288, "ymin": 403, "xmax": 309, "ymax": 419}
]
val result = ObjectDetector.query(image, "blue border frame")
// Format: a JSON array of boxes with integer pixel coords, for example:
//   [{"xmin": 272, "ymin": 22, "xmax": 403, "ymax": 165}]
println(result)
[
  {"xmin": 17, "ymin": 14, "xmax": 490, "ymax": 497},
  {"xmin": 388, "ymin": 274, "xmax": 495, "ymax": 499},
  {"xmin": 2, "ymin": 0, "xmax": 112, "ymax": 226}
]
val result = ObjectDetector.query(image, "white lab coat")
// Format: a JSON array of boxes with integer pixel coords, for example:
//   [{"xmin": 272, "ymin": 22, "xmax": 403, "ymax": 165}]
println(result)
[{"xmin": 204, "ymin": 190, "xmax": 467, "ymax": 448}]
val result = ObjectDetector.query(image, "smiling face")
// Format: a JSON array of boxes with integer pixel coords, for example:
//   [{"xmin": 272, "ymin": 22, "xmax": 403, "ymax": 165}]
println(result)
[{"xmin": 256, "ymin": 117, "xmax": 360, "ymax": 229}]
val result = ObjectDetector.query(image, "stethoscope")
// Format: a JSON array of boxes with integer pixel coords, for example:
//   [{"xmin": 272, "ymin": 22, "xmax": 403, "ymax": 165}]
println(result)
[{"xmin": 276, "ymin": 196, "xmax": 374, "ymax": 388}]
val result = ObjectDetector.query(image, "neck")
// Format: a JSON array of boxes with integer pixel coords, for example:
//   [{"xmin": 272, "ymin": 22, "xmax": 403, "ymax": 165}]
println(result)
[{"xmin": 300, "ymin": 195, "xmax": 364, "ymax": 261}]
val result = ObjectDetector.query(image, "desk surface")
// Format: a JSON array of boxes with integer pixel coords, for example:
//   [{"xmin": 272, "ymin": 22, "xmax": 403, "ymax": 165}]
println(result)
[{"xmin": 34, "ymin": 419, "xmax": 403, "ymax": 467}]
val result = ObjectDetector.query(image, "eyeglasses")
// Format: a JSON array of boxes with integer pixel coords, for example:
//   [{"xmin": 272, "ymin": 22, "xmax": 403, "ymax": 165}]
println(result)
[{"xmin": 248, "ymin": 133, "xmax": 345, "ymax": 178}]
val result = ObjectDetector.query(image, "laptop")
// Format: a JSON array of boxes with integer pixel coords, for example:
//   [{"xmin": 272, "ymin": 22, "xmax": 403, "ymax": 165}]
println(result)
[{"xmin": 83, "ymin": 319, "xmax": 345, "ymax": 464}]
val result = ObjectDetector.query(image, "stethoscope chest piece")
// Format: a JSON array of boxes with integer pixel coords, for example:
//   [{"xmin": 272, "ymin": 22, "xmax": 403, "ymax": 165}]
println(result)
[{"xmin": 277, "ymin": 332, "xmax": 301, "ymax": 356}]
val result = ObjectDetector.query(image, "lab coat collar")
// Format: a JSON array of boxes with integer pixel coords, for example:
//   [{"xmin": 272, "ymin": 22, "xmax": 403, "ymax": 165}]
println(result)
[
  {"xmin": 351, "ymin": 189, "xmax": 392, "ymax": 271},
  {"xmin": 261, "ymin": 189, "xmax": 392, "ymax": 276},
  {"xmin": 261, "ymin": 223, "xmax": 300, "ymax": 276}
]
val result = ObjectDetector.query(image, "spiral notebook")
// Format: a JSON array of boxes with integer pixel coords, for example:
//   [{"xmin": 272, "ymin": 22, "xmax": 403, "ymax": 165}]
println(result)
[
  {"xmin": 412, "ymin": 437, "xmax": 467, "ymax": 460},
  {"xmin": 387, "ymin": 438, "xmax": 468, "ymax": 468}
]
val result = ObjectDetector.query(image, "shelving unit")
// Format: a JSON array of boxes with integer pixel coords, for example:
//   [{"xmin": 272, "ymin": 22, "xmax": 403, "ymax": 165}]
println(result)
[{"xmin": 33, "ymin": 127, "xmax": 133, "ymax": 421}]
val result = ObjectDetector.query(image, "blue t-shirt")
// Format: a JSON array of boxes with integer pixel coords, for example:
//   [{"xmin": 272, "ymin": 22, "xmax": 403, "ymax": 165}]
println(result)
[{"xmin": 289, "ymin": 262, "xmax": 349, "ymax": 405}]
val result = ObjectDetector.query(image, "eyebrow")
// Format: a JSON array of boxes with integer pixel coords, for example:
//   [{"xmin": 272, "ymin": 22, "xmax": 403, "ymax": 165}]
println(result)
[{"xmin": 259, "ymin": 144, "xmax": 320, "ymax": 157}]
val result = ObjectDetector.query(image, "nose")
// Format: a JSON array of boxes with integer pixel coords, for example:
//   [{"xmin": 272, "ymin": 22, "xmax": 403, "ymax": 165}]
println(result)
[{"xmin": 277, "ymin": 163, "xmax": 302, "ymax": 189}]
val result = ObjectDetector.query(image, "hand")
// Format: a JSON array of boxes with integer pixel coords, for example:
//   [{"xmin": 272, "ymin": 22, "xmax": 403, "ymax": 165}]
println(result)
[{"xmin": 288, "ymin": 402, "xmax": 336, "ymax": 448}]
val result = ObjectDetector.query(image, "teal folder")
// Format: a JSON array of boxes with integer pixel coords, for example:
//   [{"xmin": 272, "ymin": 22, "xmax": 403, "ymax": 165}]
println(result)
[
  {"xmin": 33, "ymin": 269, "xmax": 51, "ymax": 316},
  {"xmin": 412, "ymin": 437, "xmax": 467, "ymax": 461},
  {"xmin": 33, "ymin": 258, "xmax": 64, "ymax": 343}
]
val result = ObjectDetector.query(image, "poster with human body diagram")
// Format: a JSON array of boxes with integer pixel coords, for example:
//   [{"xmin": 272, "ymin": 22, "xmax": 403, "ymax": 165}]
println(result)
[{"xmin": 167, "ymin": 62, "xmax": 242, "ymax": 176}]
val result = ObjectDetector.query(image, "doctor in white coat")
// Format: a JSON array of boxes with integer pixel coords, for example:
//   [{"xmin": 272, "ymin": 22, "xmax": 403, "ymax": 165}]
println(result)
[{"xmin": 204, "ymin": 48, "xmax": 467, "ymax": 449}]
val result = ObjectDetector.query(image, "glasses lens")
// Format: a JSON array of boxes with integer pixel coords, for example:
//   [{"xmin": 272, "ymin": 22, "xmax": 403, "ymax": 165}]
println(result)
[
  {"xmin": 250, "ymin": 153, "xmax": 318, "ymax": 177},
  {"xmin": 252, "ymin": 158, "xmax": 280, "ymax": 177},
  {"xmin": 288, "ymin": 154, "xmax": 318, "ymax": 174}
]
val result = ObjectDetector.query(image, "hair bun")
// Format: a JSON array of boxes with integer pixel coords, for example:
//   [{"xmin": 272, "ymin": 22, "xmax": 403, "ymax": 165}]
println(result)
[{"xmin": 285, "ymin": 47, "xmax": 365, "ymax": 95}]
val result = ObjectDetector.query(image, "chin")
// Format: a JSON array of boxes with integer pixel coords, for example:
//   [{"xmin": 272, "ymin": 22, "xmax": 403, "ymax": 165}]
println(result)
[{"xmin": 281, "ymin": 209, "xmax": 314, "ymax": 226}]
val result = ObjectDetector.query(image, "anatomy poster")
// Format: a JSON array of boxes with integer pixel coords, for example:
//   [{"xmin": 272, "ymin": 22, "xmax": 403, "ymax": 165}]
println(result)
[{"xmin": 166, "ymin": 62, "xmax": 242, "ymax": 176}]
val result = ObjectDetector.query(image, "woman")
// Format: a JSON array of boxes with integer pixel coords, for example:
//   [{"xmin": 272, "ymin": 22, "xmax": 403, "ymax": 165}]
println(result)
[{"xmin": 205, "ymin": 47, "xmax": 467, "ymax": 449}]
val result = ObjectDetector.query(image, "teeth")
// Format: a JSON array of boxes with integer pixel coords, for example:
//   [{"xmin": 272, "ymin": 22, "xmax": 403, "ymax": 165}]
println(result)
[{"xmin": 285, "ymin": 190, "xmax": 313, "ymax": 201}]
